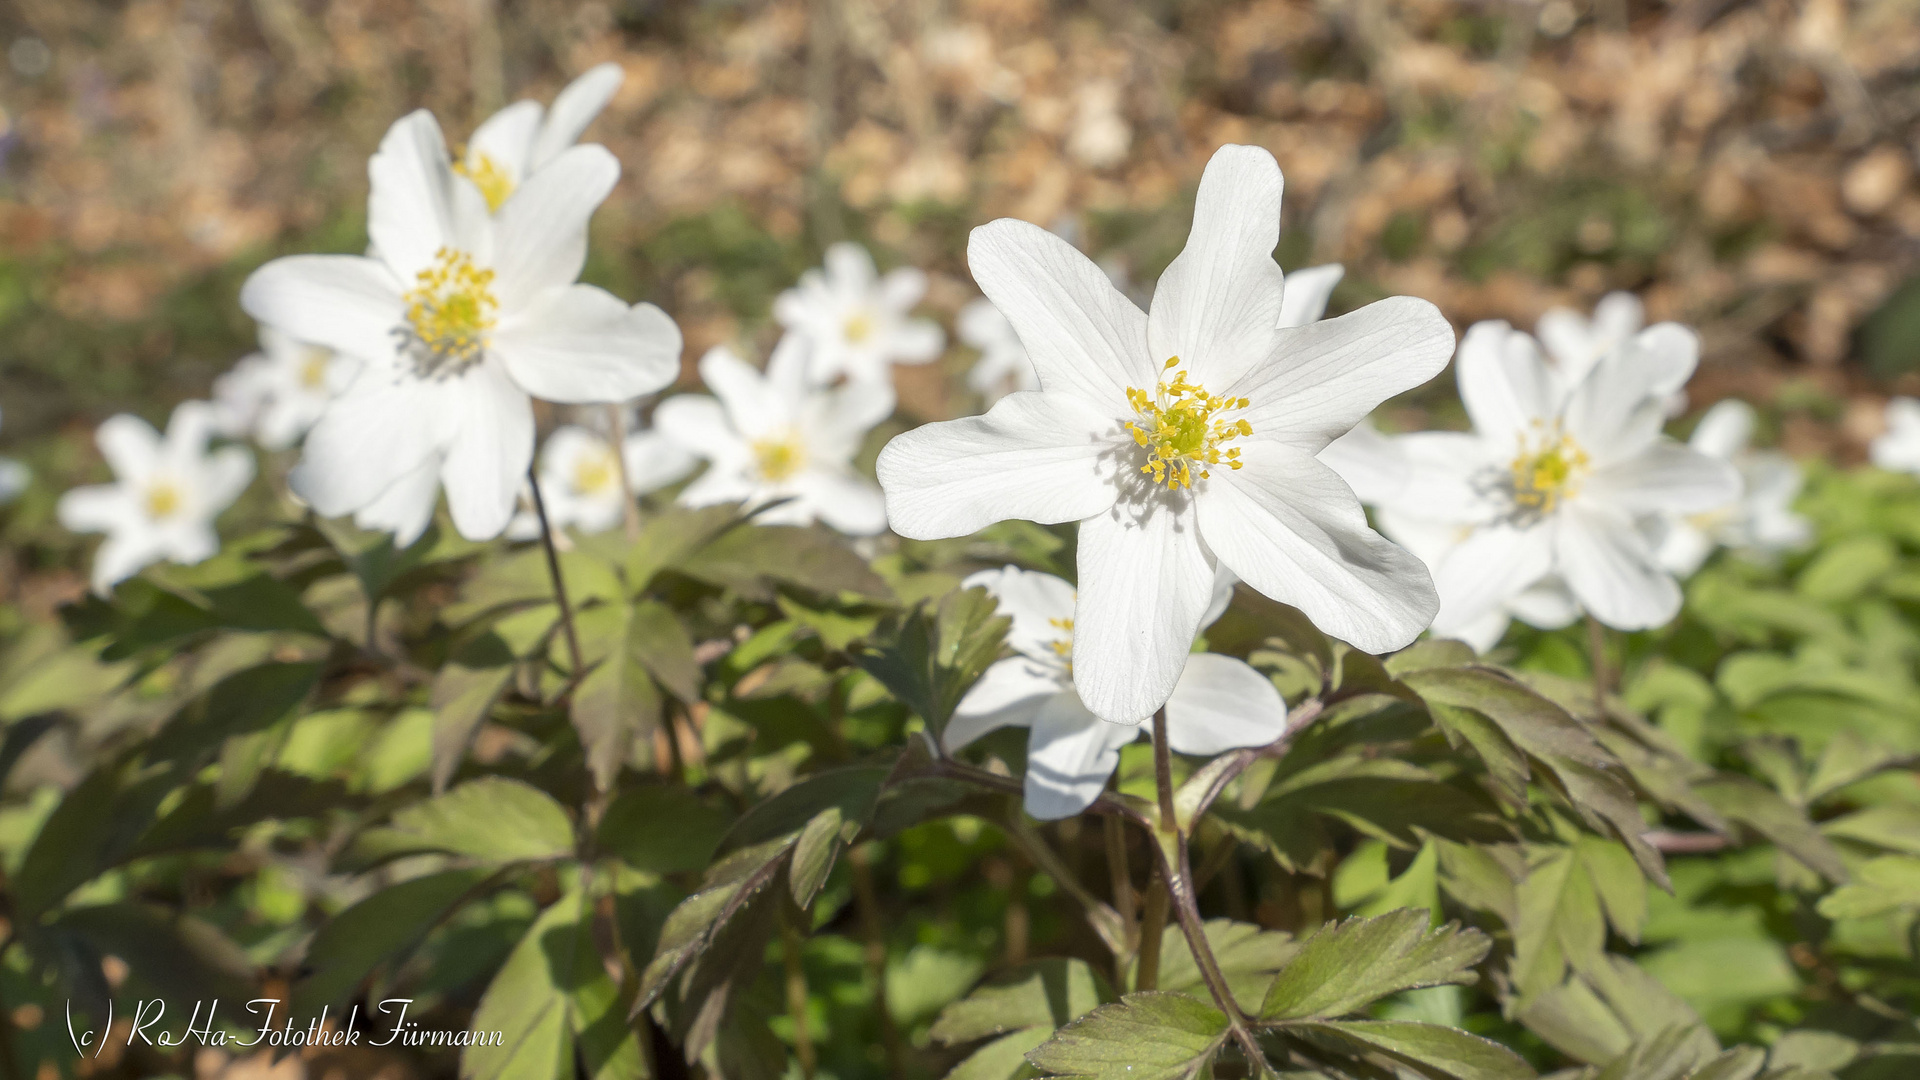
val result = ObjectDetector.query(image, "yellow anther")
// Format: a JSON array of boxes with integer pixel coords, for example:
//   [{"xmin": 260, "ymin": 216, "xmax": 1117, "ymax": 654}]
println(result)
[
  {"xmin": 454, "ymin": 151, "xmax": 516, "ymax": 213},
  {"xmin": 1509, "ymin": 421, "xmax": 1590, "ymax": 514},
  {"xmin": 571, "ymin": 448, "xmax": 619, "ymax": 495},
  {"xmin": 843, "ymin": 311, "xmax": 875, "ymax": 345},
  {"xmin": 144, "ymin": 482, "xmax": 182, "ymax": 520},
  {"xmin": 751, "ymin": 435, "xmax": 806, "ymax": 482},
  {"xmin": 403, "ymin": 248, "xmax": 498, "ymax": 373},
  {"xmin": 1123, "ymin": 358, "xmax": 1252, "ymax": 490},
  {"xmin": 299, "ymin": 347, "xmax": 331, "ymax": 390}
]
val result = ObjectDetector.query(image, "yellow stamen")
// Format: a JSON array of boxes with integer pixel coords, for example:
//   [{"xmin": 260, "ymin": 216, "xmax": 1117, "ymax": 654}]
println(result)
[
  {"xmin": 1047, "ymin": 617, "xmax": 1074, "ymax": 676},
  {"xmin": 752, "ymin": 435, "xmax": 806, "ymax": 482},
  {"xmin": 1124, "ymin": 357, "xmax": 1252, "ymax": 490},
  {"xmin": 299, "ymin": 347, "xmax": 332, "ymax": 390},
  {"xmin": 571, "ymin": 448, "xmax": 619, "ymax": 496},
  {"xmin": 1509, "ymin": 421, "xmax": 1590, "ymax": 514},
  {"xmin": 144, "ymin": 482, "xmax": 181, "ymax": 520},
  {"xmin": 454, "ymin": 151, "xmax": 516, "ymax": 213},
  {"xmin": 402, "ymin": 248, "xmax": 498, "ymax": 374},
  {"xmin": 842, "ymin": 312, "xmax": 875, "ymax": 345}
]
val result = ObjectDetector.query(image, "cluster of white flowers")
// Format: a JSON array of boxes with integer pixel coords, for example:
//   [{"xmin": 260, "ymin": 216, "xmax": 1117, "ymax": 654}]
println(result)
[{"xmin": 44, "ymin": 103, "xmax": 1833, "ymax": 823}]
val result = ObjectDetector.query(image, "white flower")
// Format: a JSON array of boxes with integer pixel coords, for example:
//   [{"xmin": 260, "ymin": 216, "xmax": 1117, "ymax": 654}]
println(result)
[
  {"xmin": 1536, "ymin": 291, "xmax": 1692, "ymax": 415},
  {"xmin": 57, "ymin": 402, "xmax": 254, "ymax": 592},
  {"xmin": 0, "ymin": 406, "xmax": 28, "ymax": 505},
  {"xmin": 877, "ymin": 145, "xmax": 1451, "ymax": 724},
  {"xmin": 212, "ymin": 326, "xmax": 360, "ymax": 450},
  {"xmin": 1870, "ymin": 397, "xmax": 1920, "ymax": 475},
  {"xmin": 453, "ymin": 63, "xmax": 624, "ymax": 214},
  {"xmin": 239, "ymin": 110, "xmax": 682, "ymax": 544},
  {"xmin": 773, "ymin": 242, "xmax": 944, "ymax": 385},
  {"xmin": 944, "ymin": 565, "xmax": 1284, "ymax": 820},
  {"xmin": 1652, "ymin": 399, "xmax": 1810, "ymax": 575},
  {"xmin": 654, "ymin": 336, "xmax": 891, "ymax": 534},
  {"xmin": 960, "ymin": 298, "xmax": 1038, "ymax": 403},
  {"xmin": 507, "ymin": 423, "xmax": 695, "ymax": 539},
  {"xmin": 1370, "ymin": 320, "xmax": 1740, "ymax": 639}
]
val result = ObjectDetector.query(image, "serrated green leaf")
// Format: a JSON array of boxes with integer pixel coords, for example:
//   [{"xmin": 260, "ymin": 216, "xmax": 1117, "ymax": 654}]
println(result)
[
  {"xmin": 629, "ymin": 599, "xmax": 702, "ymax": 700},
  {"xmin": 1814, "ymin": 855, "xmax": 1920, "ymax": 919},
  {"xmin": 430, "ymin": 632, "xmax": 517, "ymax": 792},
  {"xmin": 570, "ymin": 602, "xmax": 663, "ymax": 793},
  {"xmin": 945, "ymin": 1027, "xmax": 1051, "ymax": 1080},
  {"xmin": 933, "ymin": 958, "xmax": 1109, "ymax": 1045},
  {"xmin": 1147, "ymin": 919, "xmax": 1297, "ymax": 1012},
  {"xmin": 361, "ymin": 777, "xmax": 575, "ymax": 864},
  {"xmin": 1285, "ymin": 1019, "xmax": 1535, "ymax": 1080},
  {"xmin": 1697, "ymin": 777, "xmax": 1847, "ymax": 883},
  {"xmin": 1027, "ymin": 992, "xmax": 1229, "ymax": 1080},
  {"xmin": 789, "ymin": 805, "xmax": 846, "ymax": 906},
  {"xmin": 622, "ymin": 503, "xmax": 743, "ymax": 592},
  {"xmin": 1822, "ymin": 804, "xmax": 1920, "ymax": 855},
  {"xmin": 1260, "ymin": 909, "xmax": 1488, "ymax": 1021},
  {"xmin": 637, "ymin": 837, "xmax": 792, "ymax": 1010},
  {"xmin": 1514, "ymin": 954, "xmax": 1711, "ymax": 1066},
  {"xmin": 855, "ymin": 586, "xmax": 1009, "ymax": 740},
  {"xmin": 680, "ymin": 522, "xmax": 890, "ymax": 601},
  {"xmin": 1686, "ymin": 1046, "xmax": 1766, "ymax": 1080},
  {"xmin": 596, "ymin": 784, "xmax": 733, "ymax": 874},
  {"xmin": 1511, "ymin": 846, "xmax": 1606, "ymax": 998}
]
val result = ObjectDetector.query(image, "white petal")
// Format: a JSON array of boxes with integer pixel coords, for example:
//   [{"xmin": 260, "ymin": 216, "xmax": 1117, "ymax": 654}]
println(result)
[
  {"xmin": 698, "ymin": 345, "xmax": 784, "ymax": 437},
  {"xmin": 530, "ymin": 62, "xmax": 624, "ymax": 169},
  {"xmin": 58, "ymin": 485, "xmax": 137, "ymax": 536},
  {"xmin": 878, "ymin": 266, "xmax": 929, "ymax": 311},
  {"xmin": 1164, "ymin": 653, "xmax": 1285, "ymax": 755},
  {"xmin": 1453, "ymin": 321, "xmax": 1555, "ymax": 449},
  {"xmin": 91, "ymin": 533, "xmax": 167, "ymax": 593},
  {"xmin": 961, "ymin": 565, "xmax": 1078, "ymax": 662},
  {"xmin": 1555, "ymin": 504, "xmax": 1680, "ymax": 630},
  {"xmin": 967, "ymin": 219, "xmax": 1154, "ymax": 414},
  {"xmin": 1148, "ymin": 145, "xmax": 1284, "ymax": 389},
  {"xmin": 1689, "ymin": 399, "xmax": 1753, "ymax": 460},
  {"xmin": 653, "ymin": 395, "xmax": 739, "ymax": 462},
  {"xmin": 1200, "ymin": 562, "xmax": 1239, "ymax": 629},
  {"xmin": 1444, "ymin": 609, "xmax": 1513, "ymax": 654},
  {"xmin": 95, "ymin": 414, "xmax": 162, "ymax": 484},
  {"xmin": 621, "ymin": 430, "xmax": 698, "ymax": 493},
  {"xmin": 1636, "ymin": 323, "xmax": 1698, "ymax": 398},
  {"xmin": 355, "ymin": 454, "xmax": 442, "ymax": 546},
  {"xmin": 240, "ymin": 255, "xmax": 404, "ymax": 365},
  {"xmin": 1654, "ymin": 520, "xmax": 1714, "ymax": 576},
  {"xmin": 1072, "ymin": 496, "xmax": 1215, "ymax": 723},
  {"xmin": 1196, "ymin": 440, "xmax": 1439, "ymax": 653},
  {"xmin": 289, "ymin": 372, "xmax": 443, "ymax": 517},
  {"xmin": 824, "ymin": 242, "xmax": 877, "ymax": 292},
  {"xmin": 812, "ymin": 377, "xmax": 896, "ymax": 460},
  {"xmin": 493, "ymin": 285, "xmax": 680, "ymax": 404},
  {"xmin": 367, "ymin": 110, "xmax": 457, "ymax": 282},
  {"xmin": 1023, "ymin": 692, "xmax": 1140, "ymax": 820},
  {"xmin": 1227, "ymin": 297, "xmax": 1455, "ymax": 453},
  {"xmin": 439, "ymin": 363, "xmax": 535, "ymax": 540},
  {"xmin": 0, "ymin": 459, "xmax": 28, "ymax": 504},
  {"xmin": 945, "ymin": 657, "xmax": 1060, "ymax": 752},
  {"xmin": 1593, "ymin": 292, "xmax": 1647, "ymax": 346},
  {"xmin": 490, "ymin": 145, "xmax": 619, "ymax": 302},
  {"xmin": 875, "ymin": 391, "xmax": 1121, "ymax": 540},
  {"xmin": 793, "ymin": 469, "xmax": 888, "ymax": 536},
  {"xmin": 1583, "ymin": 441, "xmax": 1740, "ymax": 514},
  {"xmin": 1563, "ymin": 337, "xmax": 1679, "ymax": 463},
  {"xmin": 468, "ymin": 100, "xmax": 543, "ymax": 183},
  {"xmin": 158, "ymin": 522, "xmax": 220, "ymax": 567},
  {"xmin": 1377, "ymin": 431, "xmax": 1504, "ymax": 524},
  {"xmin": 1430, "ymin": 523, "xmax": 1555, "ymax": 635},
  {"xmin": 1507, "ymin": 577, "xmax": 1582, "ymax": 628},
  {"xmin": 199, "ymin": 447, "xmax": 256, "ymax": 513},
  {"xmin": 1276, "ymin": 264, "xmax": 1345, "ymax": 329},
  {"xmin": 1317, "ymin": 421, "xmax": 1407, "ymax": 506},
  {"xmin": 886, "ymin": 319, "xmax": 946, "ymax": 364}
]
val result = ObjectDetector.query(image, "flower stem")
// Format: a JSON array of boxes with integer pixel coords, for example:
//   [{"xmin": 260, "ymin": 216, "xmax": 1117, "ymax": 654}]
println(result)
[
  {"xmin": 1586, "ymin": 614, "xmax": 1611, "ymax": 715},
  {"xmin": 848, "ymin": 843, "xmax": 907, "ymax": 1075},
  {"xmin": 780, "ymin": 916, "xmax": 818, "ymax": 1080},
  {"xmin": 605, "ymin": 403, "xmax": 643, "ymax": 542},
  {"xmin": 528, "ymin": 465, "xmax": 585, "ymax": 680},
  {"xmin": 1135, "ymin": 867, "xmax": 1168, "ymax": 991},
  {"xmin": 1152, "ymin": 707, "xmax": 1177, "ymax": 831},
  {"xmin": 1104, "ymin": 811, "xmax": 1138, "ymax": 983}
]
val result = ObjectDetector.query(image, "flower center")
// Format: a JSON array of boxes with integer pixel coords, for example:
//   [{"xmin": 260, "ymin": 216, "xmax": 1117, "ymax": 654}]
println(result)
[
  {"xmin": 1047, "ymin": 617, "xmax": 1074, "ymax": 676},
  {"xmin": 843, "ymin": 311, "xmax": 875, "ymax": 345},
  {"xmin": 1509, "ymin": 422, "xmax": 1590, "ymax": 515},
  {"xmin": 454, "ymin": 151, "xmax": 516, "ymax": 213},
  {"xmin": 144, "ymin": 480, "xmax": 182, "ymax": 521},
  {"xmin": 299, "ymin": 346, "xmax": 332, "ymax": 390},
  {"xmin": 751, "ymin": 433, "xmax": 806, "ymax": 482},
  {"xmin": 402, "ymin": 248, "xmax": 498, "ymax": 375},
  {"xmin": 571, "ymin": 447, "xmax": 619, "ymax": 496},
  {"xmin": 1124, "ymin": 358, "xmax": 1251, "ymax": 490}
]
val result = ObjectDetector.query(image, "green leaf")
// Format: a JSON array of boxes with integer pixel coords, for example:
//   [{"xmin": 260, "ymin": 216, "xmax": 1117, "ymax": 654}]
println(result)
[
  {"xmin": 15, "ymin": 759, "xmax": 182, "ymax": 919},
  {"xmin": 680, "ymin": 522, "xmax": 890, "ymax": 601},
  {"xmin": 147, "ymin": 661, "xmax": 322, "ymax": 767},
  {"xmin": 570, "ymin": 602, "xmax": 664, "ymax": 793},
  {"xmin": 596, "ymin": 784, "xmax": 733, "ymax": 874},
  {"xmin": 1686, "ymin": 1047, "xmax": 1766, "ymax": 1080},
  {"xmin": 944, "ymin": 1028, "xmax": 1052, "ymax": 1080},
  {"xmin": 1767, "ymin": 1031, "xmax": 1859, "ymax": 1072},
  {"xmin": 1286, "ymin": 1020, "xmax": 1535, "ymax": 1080},
  {"xmin": 637, "ymin": 837, "xmax": 791, "ymax": 1010},
  {"xmin": 291, "ymin": 867, "xmax": 495, "ymax": 1018},
  {"xmin": 1590, "ymin": 1024, "xmax": 1721, "ymax": 1080},
  {"xmin": 932, "ymin": 958, "xmax": 1109, "ymax": 1045},
  {"xmin": 620, "ymin": 503, "xmax": 743, "ymax": 592},
  {"xmin": 1514, "ymin": 954, "xmax": 1712, "ymax": 1066},
  {"xmin": 1696, "ymin": 777, "xmax": 1848, "ymax": 883},
  {"xmin": 1823, "ymin": 804, "xmax": 1920, "ymax": 855},
  {"xmin": 629, "ymin": 599, "xmax": 702, "ymax": 701},
  {"xmin": 430, "ymin": 632, "xmax": 517, "ymax": 792},
  {"xmin": 1260, "ymin": 909, "xmax": 1488, "ymax": 1021},
  {"xmin": 1026, "ymin": 992, "xmax": 1229, "ymax": 1080},
  {"xmin": 1511, "ymin": 846, "xmax": 1606, "ymax": 998},
  {"xmin": 464, "ymin": 885, "xmax": 630, "ymax": 1080},
  {"xmin": 1815, "ymin": 856, "xmax": 1920, "ymax": 919},
  {"xmin": 52, "ymin": 902, "xmax": 254, "ymax": 1005},
  {"xmin": 855, "ymin": 586, "xmax": 1009, "ymax": 740},
  {"xmin": 1146, "ymin": 919, "xmax": 1296, "ymax": 1012},
  {"xmin": 359, "ymin": 777, "xmax": 575, "ymax": 864}
]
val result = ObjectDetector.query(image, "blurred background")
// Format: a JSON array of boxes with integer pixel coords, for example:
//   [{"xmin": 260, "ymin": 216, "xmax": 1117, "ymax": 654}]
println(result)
[{"xmin": 0, "ymin": 0, "xmax": 1917, "ymax": 595}]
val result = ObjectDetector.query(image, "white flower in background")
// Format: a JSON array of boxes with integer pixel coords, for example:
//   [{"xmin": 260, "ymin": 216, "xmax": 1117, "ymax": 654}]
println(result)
[
  {"xmin": 57, "ymin": 402, "xmax": 254, "ymax": 592},
  {"xmin": 1367, "ymin": 320, "xmax": 1739, "ymax": 641},
  {"xmin": 1870, "ymin": 397, "xmax": 1920, "ymax": 475},
  {"xmin": 878, "ymin": 145, "xmax": 1451, "ymax": 724},
  {"xmin": 0, "ymin": 407, "xmax": 28, "ymax": 505},
  {"xmin": 1536, "ymin": 291, "xmax": 1693, "ymax": 415},
  {"xmin": 960, "ymin": 298, "xmax": 1038, "ymax": 403},
  {"xmin": 507, "ymin": 423, "xmax": 695, "ymax": 539},
  {"xmin": 944, "ymin": 566, "xmax": 1283, "ymax": 819},
  {"xmin": 773, "ymin": 242, "xmax": 944, "ymax": 385},
  {"xmin": 654, "ymin": 336, "xmax": 891, "ymax": 534},
  {"xmin": 453, "ymin": 63, "xmax": 624, "ymax": 214},
  {"xmin": 240, "ymin": 110, "xmax": 681, "ymax": 544},
  {"xmin": 211, "ymin": 326, "xmax": 360, "ymax": 450},
  {"xmin": 1653, "ymin": 399, "xmax": 1810, "ymax": 575}
]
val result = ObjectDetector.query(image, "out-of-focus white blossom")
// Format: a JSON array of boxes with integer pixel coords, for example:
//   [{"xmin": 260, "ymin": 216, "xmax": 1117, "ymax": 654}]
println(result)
[
  {"xmin": 1870, "ymin": 397, "xmax": 1920, "ymax": 476},
  {"xmin": 960, "ymin": 298, "xmax": 1037, "ymax": 403},
  {"xmin": 507, "ymin": 423, "xmax": 695, "ymax": 539},
  {"xmin": 454, "ymin": 63, "xmax": 624, "ymax": 214},
  {"xmin": 211, "ymin": 326, "xmax": 360, "ymax": 450},
  {"xmin": 773, "ymin": 242, "xmax": 944, "ymax": 386},
  {"xmin": 0, "ymin": 407, "xmax": 27, "ymax": 505},
  {"xmin": 1653, "ymin": 399, "xmax": 1811, "ymax": 575},
  {"xmin": 57, "ymin": 402, "xmax": 254, "ymax": 592},
  {"xmin": 1536, "ymin": 291, "xmax": 1691, "ymax": 415}
]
